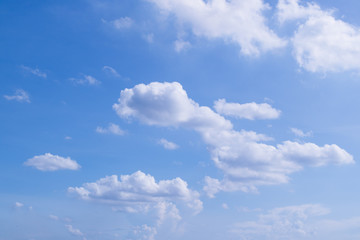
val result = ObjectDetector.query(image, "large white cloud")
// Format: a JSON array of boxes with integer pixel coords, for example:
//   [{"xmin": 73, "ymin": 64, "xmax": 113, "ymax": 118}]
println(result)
[
  {"xmin": 147, "ymin": 0, "xmax": 286, "ymax": 56},
  {"xmin": 113, "ymin": 82, "xmax": 354, "ymax": 196},
  {"xmin": 214, "ymin": 99, "xmax": 281, "ymax": 120},
  {"xmin": 24, "ymin": 153, "xmax": 81, "ymax": 171},
  {"xmin": 68, "ymin": 170, "xmax": 202, "ymax": 215},
  {"xmin": 278, "ymin": 0, "xmax": 360, "ymax": 73}
]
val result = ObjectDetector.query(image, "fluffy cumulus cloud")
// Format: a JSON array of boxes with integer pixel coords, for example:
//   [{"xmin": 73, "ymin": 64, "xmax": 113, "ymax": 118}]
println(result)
[
  {"xmin": 147, "ymin": 0, "xmax": 286, "ymax": 56},
  {"xmin": 96, "ymin": 123, "xmax": 125, "ymax": 135},
  {"xmin": 4, "ymin": 89, "xmax": 30, "ymax": 103},
  {"xmin": 214, "ymin": 99, "xmax": 281, "ymax": 120},
  {"xmin": 68, "ymin": 170, "xmax": 203, "ymax": 216},
  {"xmin": 277, "ymin": 0, "xmax": 360, "ymax": 73},
  {"xmin": 231, "ymin": 204, "xmax": 330, "ymax": 239},
  {"xmin": 24, "ymin": 153, "xmax": 81, "ymax": 171},
  {"xmin": 113, "ymin": 82, "xmax": 354, "ymax": 196}
]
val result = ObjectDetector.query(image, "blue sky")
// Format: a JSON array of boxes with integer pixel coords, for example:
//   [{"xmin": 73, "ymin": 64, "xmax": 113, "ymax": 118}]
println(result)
[{"xmin": 2, "ymin": 0, "xmax": 360, "ymax": 239}]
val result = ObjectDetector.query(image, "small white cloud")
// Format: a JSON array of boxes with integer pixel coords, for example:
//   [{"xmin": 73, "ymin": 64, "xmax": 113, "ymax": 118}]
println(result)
[
  {"xmin": 24, "ymin": 153, "xmax": 81, "ymax": 171},
  {"xmin": 21, "ymin": 65, "xmax": 47, "ymax": 78},
  {"xmin": 214, "ymin": 99, "xmax": 281, "ymax": 120},
  {"xmin": 4, "ymin": 89, "xmax": 30, "ymax": 103},
  {"xmin": 108, "ymin": 17, "xmax": 133, "ymax": 29},
  {"xmin": 65, "ymin": 224, "xmax": 84, "ymax": 237},
  {"xmin": 49, "ymin": 214, "xmax": 59, "ymax": 221},
  {"xmin": 291, "ymin": 127, "xmax": 312, "ymax": 138},
  {"xmin": 222, "ymin": 203, "xmax": 229, "ymax": 210},
  {"xmin": 102, "ymin": 66, "xmax": 120, "ymax": 77},
  {"xmin": 158, "ymin": 138, "xmax": 179, "ymax": 150},
  {"xmin": 65, "ymin": 136, "xmax": 72, "ymax": 140},
  {"xmin": 143, "ymin": 33, "xmax": 154, "ymax": 43},
  {"xmin": 70, "ymin": 75, "xmax": 100, "ymax": 85},
  {"xmin": 14, "ymin": 202, "xmax": 24, "ymax": 208},
  {"xmin": 174, "ymin": 39, "xmax": 191, "ymax": 52},
  {"xmin": 96, "ymin": 123, "xmax": 125, "ymax": 136}
]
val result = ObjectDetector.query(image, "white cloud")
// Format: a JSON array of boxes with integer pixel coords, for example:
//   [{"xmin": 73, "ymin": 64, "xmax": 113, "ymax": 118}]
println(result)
[
  {"xmin": 111, "ymin": 17, "xmax": 133, "ymax": 29},
  {"xmin": 49, "ymin": 214, "xmax": 59, "ymax": 221},
  {"xmin": 158, "ymin": 138, "xmax": 179, "ymax": 150},
  {"xmin": 132, "ymin": 224, "xmax": 158, "ymax": 240},
  {"xmin": 4, "ymin": 89, "xmax": 30, "ymax": 103},
  {"xmin": 103, "ymin": 66, "xmax": 120, "ymax": 77},
  {"xmin": 66, "ymin": 224, "xmax": 84, "ymax": 237},
  {"xmin": 68, "ymin": 170, "xmax": 203, "ymax": 215},
  {"xmin": 143, "ymin": 33, "xmax": 154, "ymax": 43},
  {"xmin": 65, "ymin": 136, "xmax": 72, "ymax": 140},
  {"xmin": 70, "ymin": 75, "xmax": 101, "ymax": 85},
  {"xmin": 21, "ymin": 65, "xmax": 47, "ymax": 78},
  {"xmin": 214, "ymin": 99, "xmax": 281, "ymax": 120},
  {"xmin": 222, "ymin": 203, "xmax": 229, "ymax": 210},
  {"xmin": 14, "ymin": 202, "xmax": 24, "ymax": 208},
  {"xmin": 113, "ymin": 82, "xmax": 354, "ymax": 196},
  {"xmin": 174, "ymin": 39, "xmax": 191, "ymax": 52},
  {"xmin": 96, "ymin": 123, "xmax": 125, "ymax": 136},
  {"xmin": 24, "ymin": 153, "xmax": 81, "ymax": 171},
  {"xmin": 278, "ymin": 0, "xmax": 360, "ymax": 73},
  {"xmin": 147, "ymin": 0, "xmax": 286, "ymax": 56},
  {"xmin": 231, "ymin": 204, "xmax": 330, "ymax": 239},
  {"xmin": 291, "ymin": 127, "xmax": 312, "ymax": 138}
]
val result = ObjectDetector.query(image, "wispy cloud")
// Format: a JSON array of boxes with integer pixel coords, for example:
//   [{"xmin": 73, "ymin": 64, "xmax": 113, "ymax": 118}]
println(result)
[
  {"xmin": 4, "ymin": 89, "xmax": 30, "ymax": 103},
  {"xmin": 70, "ymin": 75, "xmax": 101, "ymax": 85},
  {"xmin": 21, "ymin": 65, "xmax": 47, "ymax": 78},
  {"xmin": 96, "ymin": 123, "xmax": 125, "ymax": 136},
  {"xmin": 291, "ymin": 127, "xmax": 313, "ymax": 138},
  {"xmin": 158, "ymin": 138, "xmax": 179, "ymax": 150},
  {"xmin": 102, "ymin": 66, "xmax": 120, "ymax": 77}
]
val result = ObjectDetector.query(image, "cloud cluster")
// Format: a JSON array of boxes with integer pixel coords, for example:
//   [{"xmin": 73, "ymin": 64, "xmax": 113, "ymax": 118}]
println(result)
[
  {"xmin": 68, "ymin": 170, "xmax": 203, "ymax": 216},
  {"xmin": 147, "ymin": 0, "xmax": 286, "ymax": 56},
  {"xmin": 214, "ymin": 99, "xmax": 281, "ymax": 120},
  {"xmin": 231, "ymin": 204, "xmax": 329, "ymax": 239},
  {"xmin": 278, "ymin": 0, "xmax": 360, "ymax": 73},
  {"xmin": 24, "ymin": 153, "xmax": 81, "ymax": 171},
  {"xmin": 113, "ymin": 82, "xmax": 354, "ymax": 196},
  {"xmin": 4, "ymin": 89, "xmax": 30, "ymax": 103}
]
